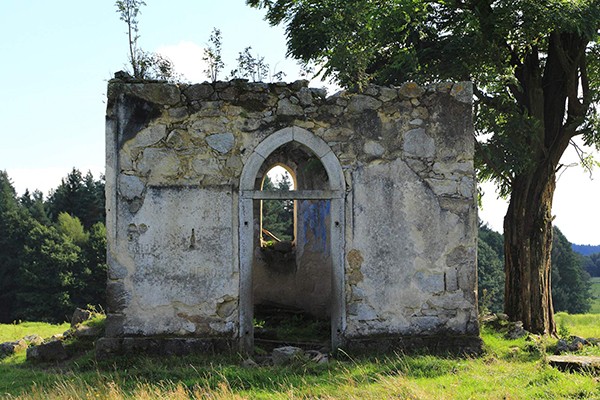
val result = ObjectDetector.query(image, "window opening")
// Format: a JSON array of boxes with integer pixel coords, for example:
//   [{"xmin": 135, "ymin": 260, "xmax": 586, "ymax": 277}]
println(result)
[{"xmin": 260, "ymin": 165, "xmax": 295, "ymax": 247}]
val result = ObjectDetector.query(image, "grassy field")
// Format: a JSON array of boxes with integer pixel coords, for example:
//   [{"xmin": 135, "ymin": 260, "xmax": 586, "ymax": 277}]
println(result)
[
  {"xmin": 1, "ymin": 316, "xmax": 600, "ymax": 399},
  {"xmin": 0, "ymin": 321, "xmax": 69, "ymax": 343},
  {"xmin": 589, "ymin": 277, "xmax": 600, "ymax": 314}
]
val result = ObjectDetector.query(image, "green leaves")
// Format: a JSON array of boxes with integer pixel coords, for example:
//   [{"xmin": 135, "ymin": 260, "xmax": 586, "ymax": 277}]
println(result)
[
  {"xmin": 203, "ymin": 28, "xmax": 225, "ymax": 82},
  {"xmin": 0, "ymin": 170, "xmax": 107, "ymax": 324},
  {"xmin": 552, "ymin": 227, "xmax": 592, "ymax": 314}
]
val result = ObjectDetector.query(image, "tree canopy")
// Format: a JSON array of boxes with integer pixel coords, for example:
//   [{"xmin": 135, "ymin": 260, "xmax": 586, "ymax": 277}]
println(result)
[{"xmin": 249, "ymin": 0, "xmax": 600, "ymax": 333}]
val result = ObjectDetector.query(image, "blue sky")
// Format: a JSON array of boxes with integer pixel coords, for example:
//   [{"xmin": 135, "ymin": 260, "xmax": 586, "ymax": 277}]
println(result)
[{"xmin": 1, "ymin": 1, "xmax": 599, "ymax": 244}]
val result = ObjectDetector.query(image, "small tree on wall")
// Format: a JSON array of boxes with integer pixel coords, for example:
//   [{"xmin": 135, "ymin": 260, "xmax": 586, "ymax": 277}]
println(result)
[
  {"xmin": 203, "ymin": 28, "xmax": 225, "ymax": 82},
  {"xmin": 115, "ymin": 0, "xmax": 145, "ymax": 79},
  {"xmin": 114, "ymin": 0, "xmax": 180, "ymax": 81}
]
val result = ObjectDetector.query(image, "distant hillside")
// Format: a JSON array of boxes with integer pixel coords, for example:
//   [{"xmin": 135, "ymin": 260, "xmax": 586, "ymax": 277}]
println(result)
[{"xmin": 572, "ymin": 244, "xmax": 600, "ymax": 256}]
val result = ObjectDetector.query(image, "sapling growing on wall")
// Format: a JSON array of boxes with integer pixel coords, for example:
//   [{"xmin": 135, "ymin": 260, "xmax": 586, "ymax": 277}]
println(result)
[
  {"xmin": 115, "ymin": 0, "xmax": 180, "ymax": 81},
  {"xmin": 115, "ymin": 0, "xmax": 145, "ymax": 78},
  {"xmin": 203, "ymin": 28, "xmax": 225, "ymax": 82},
  {"xmin": 229, "ymin": 47, "xmax": 270, "ymax": 82}
]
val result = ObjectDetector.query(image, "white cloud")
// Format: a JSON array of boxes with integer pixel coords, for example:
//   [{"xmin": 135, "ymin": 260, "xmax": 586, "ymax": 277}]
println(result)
[{"xmin": 156, "ymin": 41, "xmax": 210, "ymax": 83}]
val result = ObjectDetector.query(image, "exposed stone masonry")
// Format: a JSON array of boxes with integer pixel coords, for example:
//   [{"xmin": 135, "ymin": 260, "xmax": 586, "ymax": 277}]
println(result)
[{"xmin": 100, "ymin": 75, "xmax": 480, "ymax": 356}]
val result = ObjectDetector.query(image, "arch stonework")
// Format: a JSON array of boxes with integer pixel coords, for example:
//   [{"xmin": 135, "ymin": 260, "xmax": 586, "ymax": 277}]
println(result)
[
  {"xmin": 238, "ymin": 126, "xmax": 346, "ymax": 350},
  {"xmin": 240, "ymin": 126, "xmax": 345, "ymax": 191},
  {"xmin": 100, "ymin": 78, "xmax": 482, "ymax": 356}
]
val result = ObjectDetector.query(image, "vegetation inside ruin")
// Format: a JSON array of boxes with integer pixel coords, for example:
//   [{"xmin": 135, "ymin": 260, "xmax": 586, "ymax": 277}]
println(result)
[
  {"xmin": 254, "ymin": 304, "xmax": 330, "ymax": 349},
  {"xmin": 2, "ymin": 313, "xmax": 600, "ymax": 399}
]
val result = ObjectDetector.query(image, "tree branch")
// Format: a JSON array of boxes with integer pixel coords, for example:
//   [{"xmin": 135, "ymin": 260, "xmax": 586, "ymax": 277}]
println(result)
[{"xmin": 474, "ymin": 135, "xmax": 513, "ymax": 187}]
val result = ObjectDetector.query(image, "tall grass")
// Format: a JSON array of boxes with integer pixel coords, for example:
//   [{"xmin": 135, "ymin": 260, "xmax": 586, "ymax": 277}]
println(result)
[
  {"xmin": 555, "ymin": 312, "xmax": 600, "ymax": 338},
  {"xmin": 2, "ymin": 319, "xmax": 600, "ymax": 399}
]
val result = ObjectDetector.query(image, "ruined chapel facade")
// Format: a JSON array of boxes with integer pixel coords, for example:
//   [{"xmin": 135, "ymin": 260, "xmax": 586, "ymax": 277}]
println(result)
[{"xmin": 98, "ymin": 77, "xmax": 481, "ymax": 355}]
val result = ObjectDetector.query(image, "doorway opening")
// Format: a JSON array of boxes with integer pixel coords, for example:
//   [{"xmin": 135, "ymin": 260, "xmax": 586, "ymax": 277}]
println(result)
[
  {"xmin": 239, "ymin": 126, "xmax": 346, "ymax": 352},
  {"xmin": 252, "ymin": 146, "xmax": 332, "ymax": 350}
]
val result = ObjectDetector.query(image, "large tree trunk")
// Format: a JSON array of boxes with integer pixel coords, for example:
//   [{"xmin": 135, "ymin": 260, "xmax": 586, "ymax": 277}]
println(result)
[
  {"xmin": 504, "ymin": 163, "xmax": 557, "ymax": 335},
  {"xmin": 501, "ymin": 30, "xmax": 590, "ymax": 336}
]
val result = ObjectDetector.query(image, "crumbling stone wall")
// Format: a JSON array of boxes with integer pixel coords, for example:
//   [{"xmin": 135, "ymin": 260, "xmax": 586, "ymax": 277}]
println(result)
[{"xmin": 98, "ymin": 76, "xmax": 480, "ymax": 356}]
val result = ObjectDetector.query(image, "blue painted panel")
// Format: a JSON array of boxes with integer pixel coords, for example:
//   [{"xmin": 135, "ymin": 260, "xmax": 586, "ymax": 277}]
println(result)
[{"xmin": 301, "ymin": 200, "xmax": 331, "ymax": 254}]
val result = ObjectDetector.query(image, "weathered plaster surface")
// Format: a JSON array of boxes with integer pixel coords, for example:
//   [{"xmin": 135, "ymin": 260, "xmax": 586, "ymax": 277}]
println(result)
[{"xmin": 102, "ymin": 77, "xmax": 479, "ymax": 354}]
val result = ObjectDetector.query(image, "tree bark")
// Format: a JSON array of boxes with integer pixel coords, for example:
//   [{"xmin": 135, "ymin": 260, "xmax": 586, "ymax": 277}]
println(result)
[
  {"xmin": 502, "ymin": 29, "xmax": 590, "ymax": 336},
  {"xmin": 504, "ymin": 164, "xmax": 557, "ymax": 335}
]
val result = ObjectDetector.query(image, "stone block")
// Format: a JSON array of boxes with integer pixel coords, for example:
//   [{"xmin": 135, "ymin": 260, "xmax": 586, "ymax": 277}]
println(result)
[
  {"xmin": 74, "ymin": 325, "xmax": 103, "ymax": 338},
  {"xmin": 272, "ymin": 346, "xmax": 304, "ymax": 365},
  {"xmin": 104, "ymin": 314, "xmax": 125, "ymax": 338},
  {"xmin": 0, "ymin": 340, "xmax": 27, "ymax": 357},
  {"xmin": 414, "ymin": 271, "xmax": 445, "ymax": 294},
  {"xmin": 412, "ymin": 316, "xmax": 441, "ymax": 332},
  {"xmin": 23, "ymin": 335, "xmax": 43, "ymax": 346},
  {"xmin": 128, "ymin": 83, "xmax": 181, "ymax": 105},
  {"xmin": 95, "ymin": 338, "xmax": 121, "ymax": 358},
  {"xmin": 71, "ymin": 308, "xmax": 92, "ymax": 326},
  {"xmin": 27, "ymin": 340, "xmax": 67, "ymax": 362},
  {"xmin": 347, "ymin": 302, "xmax": 378, "ymax": 320},
  {"xmin": 276, "ymin": 98, "xmax": 303, "ymax": 116},
  {"xmin": 118, "ymin": 174, "xmax": 145, "ymax": 200},
  {"xmin": 403, "ymin": 128, "xmax": 435, "ymax": 158},
  {"xmin": 398, "ymin": 82, "xmax": 425, "ymax": 98},
  {"xmin": 296, "ymin": 87, "xmax": 314, "ymax": 106},
  {"xmin": 363, "ymin": 140, "xmax": 385, "ymax": 157},
  {"xmin": 206, "ymin": 132, "xmax": 235, "ymax": 154},
  {"xmin": 450, "ymin": 82, "xmax": 473, "ymax": 104},
  {"xmin": 128, "ymin": 124, "xmax": 166, "ymax": 149},
  {"xmin": 347, "ymin": 95, "xmax": 382, "ymax": 113},
  {"xmin": 379, "ymin": 87, "xmax": 398, "ymax": 102}
]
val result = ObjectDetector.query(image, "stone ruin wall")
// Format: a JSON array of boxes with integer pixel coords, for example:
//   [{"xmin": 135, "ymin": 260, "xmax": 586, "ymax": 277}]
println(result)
[{"xmin": 101, "ymin": 76, "xmax": 479, "ymax": 354}]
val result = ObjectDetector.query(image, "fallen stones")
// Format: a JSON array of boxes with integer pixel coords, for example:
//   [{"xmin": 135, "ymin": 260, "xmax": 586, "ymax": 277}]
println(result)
[
  {"xmin": 71, "ymin": 307, "xmax": 92, "ymax": 326},
  {"xmin": 305, "ymin": 349, "xmax": 329, "ymax": 364},
  {"xmin": 241, "ymin": 358, "xmax": 259, "ymax": 368},
  {"xmin": 243, "ymin": 347, "xmax": 330, "ymax": 367},
  {"xmin": 272, "ymin": 346, "xmax": 304, "ymax": 366},
  {"xmin": 0, "ymin": 339, "xmax": 27, "ymax": 357},
  {"xmin": 480, "ymin": 313, "xmax": 528, "ymax": 340},
  {"xmin": 23, "ymin": 334, "xmax": 44, "ymax": 346},
  {"xmin": 73, "ymin": 324, "xmax": 103, "ymax": 338},
  {"xmin": 270, "ymin": 347, "xmax": 329, "ymax": 366},
  {"xmin": 555, "ymin": 336, "xmax": 593, "ymax": 355},
  {"xmin": 548, "ymin": 355, "xmax": 600, "ymax": 373},
  {"xmin": 26, "ymin": 340, "xmax": 67, "ymax": 362},
  {"xmin": 505, "ymin": 321, "xmax": 527, "ymax": 340}
]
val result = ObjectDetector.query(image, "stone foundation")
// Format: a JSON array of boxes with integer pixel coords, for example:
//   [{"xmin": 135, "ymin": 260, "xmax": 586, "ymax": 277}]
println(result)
[
  {"xmin": 344, "ymin": 335, "xmax": 483, "ymax": 356},
  {"xmin": 96, "ymin": 337, "xmax": 235, "ymax": 359}
]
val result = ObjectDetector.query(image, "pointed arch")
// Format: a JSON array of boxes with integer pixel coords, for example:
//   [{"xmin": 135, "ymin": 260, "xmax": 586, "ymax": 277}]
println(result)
[
  {"xmin": 239, "ymin": 126, "xmax": 345, "ymax": 192},
  {"xmin": 238, "ymin": 126, "xmax": 346, "ymax": 352}
]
